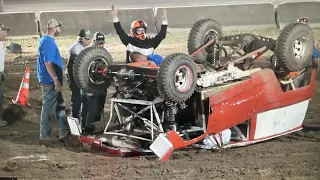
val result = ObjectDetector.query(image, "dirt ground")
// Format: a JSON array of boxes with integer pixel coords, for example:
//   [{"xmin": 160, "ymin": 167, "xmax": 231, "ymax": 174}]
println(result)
[{"xmin": 0, "ymin": 27, "xmax": 319, "ymax": 180}]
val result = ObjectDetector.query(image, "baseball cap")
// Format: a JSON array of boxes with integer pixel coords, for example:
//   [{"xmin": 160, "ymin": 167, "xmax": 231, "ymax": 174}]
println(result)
[
  {"xmin": 93, "ymin": 32, "xmax": 105, "ymax": 44},
  {"xmin": 47, "ymin": 19, "xmax": 62, "ymax": 28},
  {"xmin": 78, "ymin": 29, "xmax": 93, "ymax": 39},
  {"xmin": 93, "ymin": 32, "xmax": 104, "ymax": 44},
  {"xmin": 0, "ymin": 24, "xmax": 9, "ymax": 31}
]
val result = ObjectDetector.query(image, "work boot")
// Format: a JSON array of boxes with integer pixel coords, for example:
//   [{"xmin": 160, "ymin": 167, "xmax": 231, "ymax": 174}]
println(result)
[{"xmin": 0, "ymin": 120, "xmax": 7, "ymax": 127}]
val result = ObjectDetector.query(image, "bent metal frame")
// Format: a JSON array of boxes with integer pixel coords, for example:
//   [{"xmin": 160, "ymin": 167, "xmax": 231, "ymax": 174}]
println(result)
[{"xmin": 103, "ymin": 97, "xmax": 165, "ymax": 142}]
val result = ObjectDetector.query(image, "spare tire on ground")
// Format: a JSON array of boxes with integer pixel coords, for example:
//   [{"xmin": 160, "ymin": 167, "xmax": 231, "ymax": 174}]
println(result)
[
  {"xmin": 275, "ymin": 22, "xmax": 314, "ymax": 73},
  {"xmin": 73, "ymin": 46, "xmax": 114, "ymax": 95},
  {"xmin": 187, "ymin": 18, "xmax": 223, "ymax": 64},
  {"xmin": 157, "ymin": 53, "xmax": 197, "ymax": 103}
]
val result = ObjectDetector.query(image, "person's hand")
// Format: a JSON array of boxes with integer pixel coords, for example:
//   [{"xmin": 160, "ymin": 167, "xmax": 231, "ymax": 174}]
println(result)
[
  {"xmin": 111, "ymin": 5, "xmax": 118, "ymax": 17},
  {"xmin": 162, "ymin": 8, "xmax": 167, "ymax": 21},
  {"xmin": 54, "ymin": 78, "xmax": 62, "ymax": 92}
]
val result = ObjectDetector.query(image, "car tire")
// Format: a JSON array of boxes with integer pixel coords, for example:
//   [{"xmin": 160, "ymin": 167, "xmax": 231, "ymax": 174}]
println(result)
[
  {"xmin": 187, "ymin": 18, "xmax": 223, "ymax": 64},
  {"xmin": 276, "ymin": 22, "xmax": 314, "ymax": 73},
  {"xmin": 73, "ymin": 46, "xmax": 113, "ymax": 95},
  {"xmin": 157, "ymin": 53, "xmax": 197, "ymax": 103}
]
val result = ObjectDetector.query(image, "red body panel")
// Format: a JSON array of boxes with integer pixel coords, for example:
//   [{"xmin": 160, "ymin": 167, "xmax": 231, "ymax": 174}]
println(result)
[{"xmin": 206, "ymin": 68, "xmax": 317, "ymax": 135}]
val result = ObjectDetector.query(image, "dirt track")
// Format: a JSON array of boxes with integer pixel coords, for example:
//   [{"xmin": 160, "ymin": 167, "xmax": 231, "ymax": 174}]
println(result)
[{"xmin": 0, "ymin": 29, "xmax": 320, "ymax": 179}]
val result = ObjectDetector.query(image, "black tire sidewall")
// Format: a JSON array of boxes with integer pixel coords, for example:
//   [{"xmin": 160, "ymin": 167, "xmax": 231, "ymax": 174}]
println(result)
[
  {"xmin": 73, "ymin": 46, "xmax": 113, "ymax": 95},
  {"xmin": 188, "ymin": 19, "xmax": 223, "ymax": 64},
  {"xmin": 277, "ymin": 23, "xmax": 314, "ymax": 72},
  {"xmin": 158, "ymin": 53, "xmax": 197, "ymax": 103}
]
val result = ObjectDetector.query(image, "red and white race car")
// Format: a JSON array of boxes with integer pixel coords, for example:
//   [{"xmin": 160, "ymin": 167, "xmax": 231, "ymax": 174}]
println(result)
[{"xmin": 67, "ymin": 18, "xmax": 318, "ymax": 161}]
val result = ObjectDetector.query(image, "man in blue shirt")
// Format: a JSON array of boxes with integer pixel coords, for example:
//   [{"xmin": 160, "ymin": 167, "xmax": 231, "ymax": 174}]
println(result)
[
  {"xmin": 129, "ymin": 51, "xmax": 164, "ymax": 66},
  {"xmin": 37, "ymin": 19, "xmax": 69, "ymax": 142}
]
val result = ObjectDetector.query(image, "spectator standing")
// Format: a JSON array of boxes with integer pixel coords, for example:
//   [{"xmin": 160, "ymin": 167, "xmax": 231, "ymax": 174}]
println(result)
[
  {"xmin": 0, "ymin": 24, "xmax": 9, "ymax": 127},
  {"xmin": 66, "ymin": 29, "xmax": 93, "ymax": 120},
  {"xmin": 81, "ymin": 31, "xmax": 107, "ymax": 133},
  {"xmin": 36, "ymin": 19, "xmax": 69, "ymax": 141}
]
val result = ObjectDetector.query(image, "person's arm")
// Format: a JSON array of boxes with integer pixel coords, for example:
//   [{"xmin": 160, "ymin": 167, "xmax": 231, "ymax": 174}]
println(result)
[
  {"xmin": 111, "ymin": 5, "xmax": 130, "ymax": 45},
  {"xmin": 67, "ymin": 44, "xmax": 82, "ymax": 80},
  {"xmin": 42, "ymin": 41, "xmax": 61, "ymax": 91},
  {"xmin": 66, "ymin": 53, "xmax": 76, "ymax": 84},
  {"xmin": 152, "ymin": 9, "xmax": 168, "ymax": 49},
  {"xmin": 45, "ymin": 62, "xmax": 58, "ymax": 81}
]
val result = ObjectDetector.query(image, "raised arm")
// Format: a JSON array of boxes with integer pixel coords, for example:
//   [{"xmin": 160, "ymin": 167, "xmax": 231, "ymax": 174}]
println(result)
[
  {"xmin": 111, "ymin": 5, "xmax": 130, "ymax": 46},
  {"xmin": 152, "ymin": 8, "xmax": 168, "ymax": 49}
]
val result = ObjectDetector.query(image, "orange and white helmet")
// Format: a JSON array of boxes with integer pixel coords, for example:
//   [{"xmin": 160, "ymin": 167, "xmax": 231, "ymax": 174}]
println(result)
[{"xmin": 130, "ymin": 20, "xmax": 147, "ymax": 40}]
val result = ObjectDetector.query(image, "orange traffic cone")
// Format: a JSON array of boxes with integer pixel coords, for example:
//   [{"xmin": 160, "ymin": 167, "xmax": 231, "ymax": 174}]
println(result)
[{"xmin": 12, "ymin": 66, "xmax": 30, "ymax": 107}]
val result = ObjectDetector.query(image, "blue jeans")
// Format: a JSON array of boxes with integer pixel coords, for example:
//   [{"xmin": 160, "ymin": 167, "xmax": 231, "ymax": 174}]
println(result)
[{"xmin": 40, "ymin": 84, "xmax": 69, "ymax": 139}]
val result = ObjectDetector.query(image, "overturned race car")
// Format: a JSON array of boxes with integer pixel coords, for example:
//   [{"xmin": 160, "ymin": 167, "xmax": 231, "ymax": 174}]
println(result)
[{"xmin": 67, "ymin": 18, "xmax": 318, "ymax": 161}]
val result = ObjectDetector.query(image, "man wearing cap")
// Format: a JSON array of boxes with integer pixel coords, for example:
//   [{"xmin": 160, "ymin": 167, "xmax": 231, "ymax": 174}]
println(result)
[
  {"xmin": 0, "ymin": 24, "xmax": 9, "ymax": 127},
  {"xmin": 36, "ymin": 19, "xmax": 69, "ymax": 141},
  {"xmin": 66, "ymin": 29, "xmax": 92, "ymax": 122},
  {"xmin": 81, "ymin": 31, "xmax": 107, "ymax": 133}
]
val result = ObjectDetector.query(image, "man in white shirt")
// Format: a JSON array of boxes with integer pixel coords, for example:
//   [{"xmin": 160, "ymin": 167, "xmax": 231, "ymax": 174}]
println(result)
[
  {"xmin": 0, "ymin": 24, "xmax": 9, "ymax": 127},
  {"xmin": 66, "ymin": 29, "xmax": 92, "ymax": 120}
]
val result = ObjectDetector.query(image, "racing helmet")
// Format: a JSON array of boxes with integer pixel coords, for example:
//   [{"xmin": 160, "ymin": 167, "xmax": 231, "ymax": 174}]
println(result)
[
  {"xmin": 130, "ymin": 20, "xmax": 147, "ymax": 40},
  {"xmin": 297, "ymin": 17, "xmax": 309, "ymax": 24}
]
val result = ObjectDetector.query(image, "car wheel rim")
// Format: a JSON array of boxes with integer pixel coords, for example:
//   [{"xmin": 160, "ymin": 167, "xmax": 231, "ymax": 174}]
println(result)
[
  {"xmin": 203, "ymin": 30, "xmax": 217, "ymax": 54},
  {"xmin": 293, "ymin": 37, "xmax": 307, "ymax": 60},
  {"xmin": 174, "ymin": 65, "xmax": 193, "ymax": 92},
  {"xmin": 88, "ymin": 58, "xmax": 108, "ymax": 85}
]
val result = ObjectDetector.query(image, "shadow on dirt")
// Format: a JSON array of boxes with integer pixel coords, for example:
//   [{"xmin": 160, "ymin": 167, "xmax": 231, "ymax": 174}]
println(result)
[
  {"xmin": 302, "ymin": 125, "xmax": 320, "ymax": 132},
  {"xmin": 2, "ymin": 104, "xmax": 28, "ymax": 125}
]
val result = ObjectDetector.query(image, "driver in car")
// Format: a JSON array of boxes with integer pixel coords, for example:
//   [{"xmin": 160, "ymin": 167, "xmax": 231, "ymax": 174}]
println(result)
[{"xmin": 111, "ymin": 5, "xmax": 168, "ymax": 63}]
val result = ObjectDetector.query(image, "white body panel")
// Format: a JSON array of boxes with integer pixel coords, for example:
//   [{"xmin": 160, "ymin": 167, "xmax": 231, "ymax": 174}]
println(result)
[{"xmin": 254, "ymin": 99, "xmax": 309, "ymax": 139}]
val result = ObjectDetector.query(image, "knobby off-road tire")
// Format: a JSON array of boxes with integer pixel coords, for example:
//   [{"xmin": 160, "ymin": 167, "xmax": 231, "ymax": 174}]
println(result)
[
  {"xmin": 73, "ymin": 46, "xmax": 113, "ymax": 95},
  {"xmin": 276, "ymin": 22, "xmax": 314, "ymax": 73},
  {"xmin": 157, "ymin": 53, "xmax": 197, "ymax": 103},
  {"xmin": 187, "ymin": 18, "xmax": 223, "ymax": 64}
]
